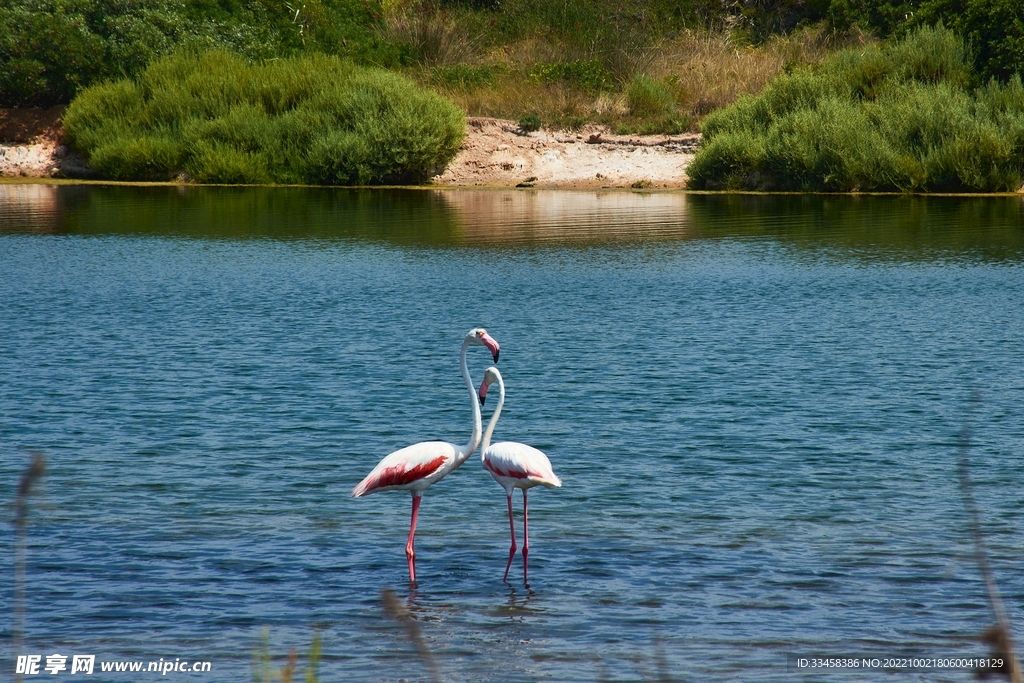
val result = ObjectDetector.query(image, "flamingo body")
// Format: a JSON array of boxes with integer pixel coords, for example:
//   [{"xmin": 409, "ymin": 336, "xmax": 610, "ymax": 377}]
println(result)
[
  {"xmin": 482, "ymin": 442, "xmax": 561, "ymax": 492},
  {"xmin": 352, "ymin": 442, "xmax": 459, "ymax": 497},
  {"xmin": 477, "ymin": 366, "xmax": 561, "ymax": 584}
]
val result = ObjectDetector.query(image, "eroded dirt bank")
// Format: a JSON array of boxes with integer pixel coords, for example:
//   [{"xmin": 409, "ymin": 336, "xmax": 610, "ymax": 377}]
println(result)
[
  {"xmin": 0, "ymin": 107, "xmax": 95, "ymax": 179},
  {"xmin": 432, "ymin": 117, "xmax": 700, "ymax": 189}
]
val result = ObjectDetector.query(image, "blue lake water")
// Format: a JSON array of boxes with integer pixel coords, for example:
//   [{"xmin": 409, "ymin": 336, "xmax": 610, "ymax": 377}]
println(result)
[{"xmin": 2, "ymin": 184, "xmax": 1024, "ymax": 682}]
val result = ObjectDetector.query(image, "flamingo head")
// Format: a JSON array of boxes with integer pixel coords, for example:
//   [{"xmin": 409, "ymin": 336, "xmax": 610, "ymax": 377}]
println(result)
[
  {"xmin": 478, "ymin": 366, "xmax": 501, "ymax": 405},
  {"xmin": 467, "ymin": 328, "xmax": 500, "ymax": 363}
]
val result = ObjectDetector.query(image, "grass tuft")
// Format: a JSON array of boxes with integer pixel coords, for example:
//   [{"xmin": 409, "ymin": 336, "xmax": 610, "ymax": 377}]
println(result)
[
  {"xmin": 518, "ymin": 113, "xmax": 542, "ymax": 132},
  {"xmin": 383, "ymin": 1, "xmax": 481, "ymax": 66},
  {"xmin": 431, "ymin": 64, "xmax": 498, "ymax": 91},
  {"xmin": 530, "ymin": 60, "xmax": 614, "ymax": 96},
  {"xmin": 13, "ymin": 452, "xmax": 46, "ymax": 680},
  {"xmin": 626, "ymin": 75, "xmax": 674, "ymax": 117},
  {"xmin": 253, "ymin": 629, "xmax": 321, "ymax": 683}
]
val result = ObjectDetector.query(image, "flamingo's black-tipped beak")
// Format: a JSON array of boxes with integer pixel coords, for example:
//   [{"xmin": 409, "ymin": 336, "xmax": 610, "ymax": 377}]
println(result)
[
  {"xmin": 478, "ymin": 380, "xmax": 489, "ymax": 406},
  {"xmin": 481, "ymin": 332, "xmax": 500, "ymax": 363}
]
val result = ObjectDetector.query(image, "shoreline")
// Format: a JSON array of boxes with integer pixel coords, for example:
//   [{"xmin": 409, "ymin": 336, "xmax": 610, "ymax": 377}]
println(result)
[
  {"xmin": 8, "ymin": 108, "xmax": 1024, "ymax": 194},
  {"xmin": 3, "ymin": 110, "xmax": 1023, "ymax": 196},
  {"xmin": 0, "ymin": 108, "xmax": 699, "ymax": 189},
  {"xmin": 4, "ymin": 176, "xmax": 1024, "ymax": 197}
]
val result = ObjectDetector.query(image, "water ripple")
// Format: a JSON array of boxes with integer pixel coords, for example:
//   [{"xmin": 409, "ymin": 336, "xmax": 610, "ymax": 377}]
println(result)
[{"xmin": 1, "ymin": 186, "xmax": 1023, "ymax": 681}]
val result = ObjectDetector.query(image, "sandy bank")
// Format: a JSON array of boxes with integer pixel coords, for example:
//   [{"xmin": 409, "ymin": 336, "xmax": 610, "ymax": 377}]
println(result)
[
  {"xmin": 1, "ymin": 109, "xmax": 699, "ymax": 187},
  {"xmin": 432, "ymin": 117, "xmax": 699, "ymax": 189},
  {"xmin": 0, "ymin": 107, "xmax": 96, "ymax": 179}
]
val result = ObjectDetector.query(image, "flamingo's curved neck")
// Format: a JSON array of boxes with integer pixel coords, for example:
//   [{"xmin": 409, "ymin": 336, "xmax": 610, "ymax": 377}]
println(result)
[
  {"xmin": 481, "ymin": 374, "xmax": 505, "ymax": 455},
  {"xmin": 458, "ymin": 336, "xmax": 483, "ymax": 463}
]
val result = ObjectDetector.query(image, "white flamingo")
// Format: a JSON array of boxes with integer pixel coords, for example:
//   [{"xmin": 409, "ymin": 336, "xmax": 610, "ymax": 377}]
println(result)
[
  {"xmin": 352, "ymin": 328, "xmax": 500, "ymax": 583},
  {"xmin": 478, "ymin": 366, "xmax": 561, "ymax": 583}
]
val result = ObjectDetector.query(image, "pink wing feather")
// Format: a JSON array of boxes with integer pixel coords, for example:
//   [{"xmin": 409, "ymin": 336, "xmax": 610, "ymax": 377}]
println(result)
[
  {"xmin": 483, "ymin": 442, "xmax": 561, "ymax": 487},
  {"xmin": 352, "ymin": 441, "xmax": 457, "ymax": 497}
]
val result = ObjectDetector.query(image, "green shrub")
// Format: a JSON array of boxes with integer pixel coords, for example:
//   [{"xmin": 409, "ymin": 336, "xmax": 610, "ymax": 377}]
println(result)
[
  {"xmin": 529, "ymin": 60, "xmax": 613, "ymax": 95},
  {"xmin": 885, "ymin": 20, "xmax": 970, "ymax": 85},
  {"xmin": 0, "ymin": 0, "xmax": 404, "ymax": 106},
  {"xmin": 828, "ymin": 0, "xmax": 918, "ymax": 38},
  {"xmin": 0, "ymin": 0, "xmax": 161, "ymax": 107},
  {"xmin": 731, "ymin": 0, "xmax": 831, "ymax": 42},
  {"xmin": 90, "ymin": 135, "xmax": 184, "ymax": 181},
  {"xmin": 687, "ymin": 130, "xmax": 770, "ymax": 190},
  {"xmin": 689, "ymin": 25, "xmax": 1024, "ymax": 192},
  {"xmin": 949, "ymin": 0, "xmax": 1024, "ymax": 82},
  {"xmin": 64, "ymin": 50, "xmax": 465, "ymax": 185},
  {"xmin": 518, "ymin": 113, "xmax": 542, "ymax": 132},
  {"xmin": 626, "ymin": 75, "xmax": 675, "ymax": 117},
  {"xmin": 829, "ymin": 0, "xmax": 1024, "ymax": 83}
]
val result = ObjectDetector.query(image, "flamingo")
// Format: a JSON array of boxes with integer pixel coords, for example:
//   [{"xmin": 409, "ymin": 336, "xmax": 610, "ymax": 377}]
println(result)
[
  {"xmin": 352, "ymin": 328, "xmax": 500, "ymax": 584},
  {"xmin": 477, "ymin": 366, "xmax": 561, "ymax": 584}
]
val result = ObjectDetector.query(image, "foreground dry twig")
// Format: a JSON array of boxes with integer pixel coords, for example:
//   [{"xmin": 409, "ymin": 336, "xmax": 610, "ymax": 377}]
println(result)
[
  {"xmin": 957, "ymin": 412, "xmax": 1022, "ymax": 683},
  {"xmin": 13, "ymin": 451, "xmax": 46, "ymax": 683}
]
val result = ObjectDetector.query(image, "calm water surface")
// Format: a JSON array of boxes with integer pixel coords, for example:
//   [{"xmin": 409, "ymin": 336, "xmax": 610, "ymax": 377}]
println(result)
[{"xmin": 2, "ymin": 185, "xmax": 1024, "ymax": 682}]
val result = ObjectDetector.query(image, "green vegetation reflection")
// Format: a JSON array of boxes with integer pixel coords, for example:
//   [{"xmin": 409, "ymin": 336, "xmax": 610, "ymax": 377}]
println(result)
[
  {"xmin": 4, "ymin": 185, "xmax": 1024, "ymax": 259},
  {"xmin": 51, "ymin": 186, "xmax": 465, "ymax": 244},
  {"xmin": 685, "ymin": 194, "xmax": 1024, "ymax": 260}
]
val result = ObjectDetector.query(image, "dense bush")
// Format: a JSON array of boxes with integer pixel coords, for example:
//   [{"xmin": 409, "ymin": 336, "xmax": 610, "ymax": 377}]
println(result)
[
  {"xmin": 688, "ymin": 26, "xmax": 1024, "ymax": 192},
  {"xmin": 737, "ymin": 0, "xmax": 1024, "ymax": 83},
  {"xmin": 422, "ymin": 0, "xmax": 1022, "ymax": 85},
  {"xmin": 63, "ymin": 50, "xmax": 465, "ymax": 184},
  {"xmin": 0, "ymin": 0, "xmax": 403, "ymax": 107},
  {"xmin": 941, "ymin": 0, "xmax": 1024, "ymax": 83},
  {"xmin": 0, "ymin": 0, "xmax": 177, "ymax": 106},
  {"xmin": 617, "ymin": 74, "xmax": 691, "ymax": 133},
  {"xmin": 829, "ymin": 0, "xmax": 1024, "ymax": 82}
]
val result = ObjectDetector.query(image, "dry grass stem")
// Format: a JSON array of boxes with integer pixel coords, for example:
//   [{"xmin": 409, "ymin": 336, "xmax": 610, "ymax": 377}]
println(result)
[
  {"xmin": 279, "ymin": 650, "xmax": 297, "ymax": 683},
  {"xmin": 958, "ymin": 408, "xmax": 1022, "ymax": 683},
  {"xmin": 645, "ymin": 26, "xmax": 868, "ymax": 117},
  {"xmin": 418, "ymin": 25, "xmax": 872, "ymax": 133},
  {"xmin": 13, "ymin": 451, "xmax": 46, "ymax": 683},
  {"xmin": 383, "ymin": 1, "xmax": 482, "ymax": 66},
  {"xmin": 251, "ymin": 629, "xmax": 320, "ymax": 683}
]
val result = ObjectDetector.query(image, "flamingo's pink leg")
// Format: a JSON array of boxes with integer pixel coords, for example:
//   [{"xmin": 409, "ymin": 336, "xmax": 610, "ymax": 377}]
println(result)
[
  {"xmin": 522, "ymin": 489, "xmax": 530, "ymax": 584},
  {"xmin": 502, "ymin": 494, "xmax": 517, "ymax": 582},
  {"xmin": 406, "ymin": 494, "xmax": 422, "ymax": 584}
]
